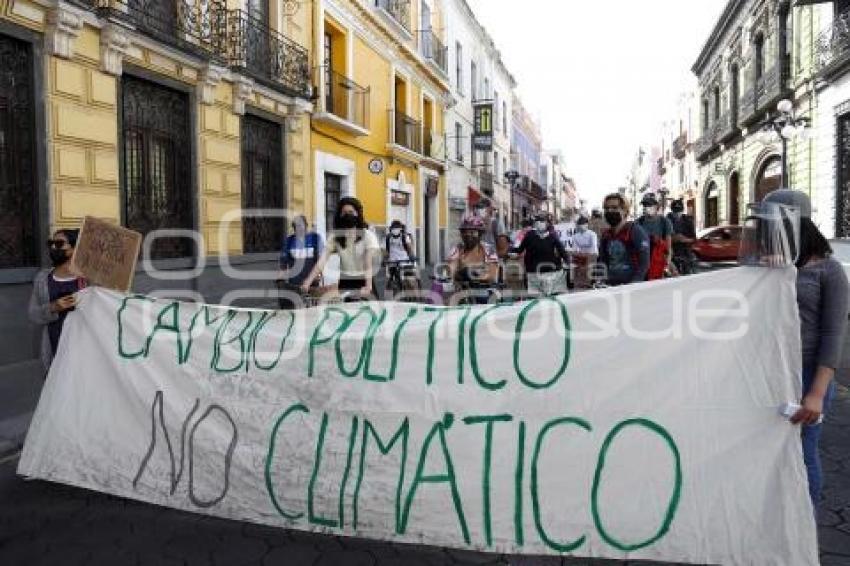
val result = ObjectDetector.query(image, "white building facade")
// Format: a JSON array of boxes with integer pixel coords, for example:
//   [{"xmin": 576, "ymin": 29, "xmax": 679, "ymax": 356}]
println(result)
[
  {"xmin": 444, "ymin": 0, "xmax": 516, "ymax": 247},
  {"xmin": 810, "ymin": 1, "xmax": 850, "ymax": 238}
]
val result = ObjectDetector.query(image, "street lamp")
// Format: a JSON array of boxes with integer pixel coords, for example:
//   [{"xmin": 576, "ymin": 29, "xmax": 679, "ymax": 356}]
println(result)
[
  {"xmin": 758, "ymin": 99, "xmax": 810, "ymax": 188},
  {"xmin": 504, "ymin": 170, "xmax": 520, "ymax": 228}
]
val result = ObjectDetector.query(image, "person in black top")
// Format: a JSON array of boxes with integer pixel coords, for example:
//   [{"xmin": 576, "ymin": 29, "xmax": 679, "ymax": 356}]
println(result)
[
  {"xmin": 667, "ymin": 199, "xmax": 697, "ymax": 275},
  {"xmin": 511, "ymin": 214, "xmax": 570, "ymax": 296}
]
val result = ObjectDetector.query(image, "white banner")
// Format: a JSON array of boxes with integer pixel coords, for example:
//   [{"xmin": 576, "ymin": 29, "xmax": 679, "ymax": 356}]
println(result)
[{"xmin": 18, "ymin": 268, "xmax": 817, "ymax": 564}]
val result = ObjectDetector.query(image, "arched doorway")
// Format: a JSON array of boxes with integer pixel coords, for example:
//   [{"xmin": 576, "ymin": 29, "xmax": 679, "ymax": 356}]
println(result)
[
  {"xmin": 728, "ymin": 172, "xmax": 740, "ymax": 225},
  {"xmin": 704, "ymin": 182, "xmax": 719, "ymax": 228},
  {"xmin": 754, "ymin": 156, "xmax": 782, "ymax": 204}
]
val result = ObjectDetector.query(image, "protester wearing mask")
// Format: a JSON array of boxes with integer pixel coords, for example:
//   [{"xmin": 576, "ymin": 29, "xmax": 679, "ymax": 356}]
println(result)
[
  {"xmin": 636, "ymin": 193, "xmax": 674, "ymax": 280},
  {"xmin": 598, "ymin": 193, "xmax": 650, "ymax": 285},
  {"xmin": 757, "ymin": 190, "xmax": 849, "ymax": 510},
  {"xmin": 667, "ymin": 199, "xmax": 697, "ymax": 275},
  {"xmin": 385, "ymin": 220, "xmax": 414, "ymax": 263},
  {"xmin": 301, "ymin": 197, "xmax": 380, "ymax": 299},
  {"xmin": 278, "ymin": 215, "xmax": 323, "ymax": 309},
  {"xmin": 511, "ymin": 214, "xmax": 570, "ymax": 296},
  {"xmin": 588, "ymin": 207, "xmax": 608, "ymax": 241},
  {"xmin": 28, "ymin": 229, "xmax": 87, "ymax": 372},
  {"xmin": 569, "ymin": 216, "xmax": 599, "ymax": 290},
  {"xmin": 446, "ymin": 214, "xmax": 499, "ymax": 285},
  {"xmin": 475, "ymin": 198, "xmax": 510, "ymax": 258}
]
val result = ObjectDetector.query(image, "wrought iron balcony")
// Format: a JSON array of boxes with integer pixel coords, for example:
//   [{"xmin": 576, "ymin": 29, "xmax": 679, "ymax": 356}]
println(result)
[
  {"xmin": 225, "ymin": 9, "xmax": 310, "ymax": 97},
  {"xmin": 94, "ymin": 0, "xmax": 226, "ymax": 58},
  {"xmin": 737, "ymin": 64, "xmax": 789, "ymax": 126},
  {"xmin": 423, "ymin": 129, "xmax": 446, "ymax": 163},
  {"xmin": 816, "ymin": 9, "xmax": 850, "ymax": 79},
  {"xmin": 479, "ymin": 170, "xmax": 494, "ymax": 196},
  {"xmin": 713, "ymin": 112, "xmax": 737, "ymax": 143},
  {"xmin": 375, "ymin": 0, "xmax": 411, "ymax": 35},
  {"xmin": 693, "ymin": 134, "xmax": 714, "ymax": 163},
  {"xmin": 322, "ymin": 68, "xmax": 369, "ymax": 131},
  {"xmin": 672, "ymin": 132, "xmax": 687, "ymax": 159},
  {"xmin": 388, "ymin": 110, "xmax": 421, "ymax": 154},
  {"xmin": 419, "ymin": 30, "xmax": 447, "ymax": 75}
]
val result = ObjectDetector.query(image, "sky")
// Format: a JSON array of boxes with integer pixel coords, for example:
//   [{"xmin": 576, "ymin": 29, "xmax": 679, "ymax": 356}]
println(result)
[{"xmin": 465, "ymin": 0, "xmax": 728, "ymax": 207}]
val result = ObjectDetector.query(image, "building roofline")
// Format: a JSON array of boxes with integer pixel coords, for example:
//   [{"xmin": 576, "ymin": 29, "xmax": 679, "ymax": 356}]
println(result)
[
  {"xmin": 457, "ymin": 0, "xmax": 518, "ymax": 87},
  {"xmin": 691, "ymin": 0, "xmax": 745, "ymax": 75}
]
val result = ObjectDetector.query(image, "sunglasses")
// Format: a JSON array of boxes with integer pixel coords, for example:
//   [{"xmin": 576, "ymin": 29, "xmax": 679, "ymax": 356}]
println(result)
[{"xmin": 46, "ymin": 239, "xmax": 68, "ymax": 249}]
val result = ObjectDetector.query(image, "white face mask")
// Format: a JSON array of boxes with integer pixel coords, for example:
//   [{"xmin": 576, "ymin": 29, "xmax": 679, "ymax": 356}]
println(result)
[
  {"xmin": 534, "ymin": 221, "xmax": 547, "ymax": 233},
  {"xmin": 643, "ymin": 206, "xmax": 658, "ymax": 216},
  {"xmin": 391, "ymin": 229, "xmax": 402, "ymax": 237},
  {"xmin": 576, "ymin": 225, "xmax": 587, "ymax": 233}
]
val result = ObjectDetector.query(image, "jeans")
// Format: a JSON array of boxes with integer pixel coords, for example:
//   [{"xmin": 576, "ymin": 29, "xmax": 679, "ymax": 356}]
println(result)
[{"xmin": 801, "ymin": 363, "xmax": 836, "ymax": 509}]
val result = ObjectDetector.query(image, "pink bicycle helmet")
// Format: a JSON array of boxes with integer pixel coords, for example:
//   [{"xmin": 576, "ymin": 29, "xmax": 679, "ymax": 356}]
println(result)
[{"xmin": 459, "ymin": 214, "xmax": 486, "ymax": 232}]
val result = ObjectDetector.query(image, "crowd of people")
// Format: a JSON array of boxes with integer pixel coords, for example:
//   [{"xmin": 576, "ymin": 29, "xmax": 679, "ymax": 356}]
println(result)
[{"xmin": 24, "ymin": 188, "xmax": 850, "ymax": 513}]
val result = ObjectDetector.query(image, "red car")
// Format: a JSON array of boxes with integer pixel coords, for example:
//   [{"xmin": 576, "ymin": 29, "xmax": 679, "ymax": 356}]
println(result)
[{"xmin": 691, "ymin": 225, "xmax": 743, "ymax": 262}]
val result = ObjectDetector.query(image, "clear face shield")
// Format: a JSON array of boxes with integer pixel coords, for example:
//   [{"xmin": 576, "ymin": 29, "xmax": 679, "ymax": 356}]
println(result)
[{"xmin": 738, "ymin": 202, "xmax": 801, "ymax": 267}]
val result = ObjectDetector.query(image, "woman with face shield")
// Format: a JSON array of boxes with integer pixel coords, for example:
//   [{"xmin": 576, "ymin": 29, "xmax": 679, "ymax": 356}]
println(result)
[
  {"xmin": 754, "ymin": 190, "xmax": 849, "ymax": 510},
  {"xmin": 28, "ymin": 229, "xmax": 88, "ymax": 372}
]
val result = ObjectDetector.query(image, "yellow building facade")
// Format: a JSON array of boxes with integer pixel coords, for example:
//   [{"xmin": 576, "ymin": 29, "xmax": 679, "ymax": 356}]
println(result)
[
  {"xmin": 309, "ymin": 0, "xmax": 450, "ymax": 264},
  {"xmin": 0, "ymin": 0, "xmax": 313, "ymax": 379},
  {"xmin": 1, "ymin": 0, "xmax": 313, "ymax": 261}
]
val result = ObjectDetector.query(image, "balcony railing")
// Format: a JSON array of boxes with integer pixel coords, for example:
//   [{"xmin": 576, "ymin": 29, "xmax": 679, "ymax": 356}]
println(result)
[
  {"xmin": 423, "ymin": 129, "xmax": 446, "ymax": 162},
  {"xmin": 225, "ymin": 10, "xmax": 310, "ymax": 97},
  {"xmin": 375, "ymin": 0, "xmax": 411, "ymax": 35},
  {"xmin": 94, "ymin": 0, "xmax": 226, "ymax": 58},
  {"xmin": 479, "ymin": 170, "xmax": 494, "ymax": 196},
  {"xmin": 419, "ymin": 30, "xmax": 447, "ymax": 75},
  {"xmin": 735, "ymin": 64, "xmax": 786, "ymax": 126},
  {"xmin": 816, "ymin": 9, "xmax": 850, "ymax": 78},
  {"xmin": 323, "ymin": 68, "xmax": 369, "ymax": 130},
  {"xmin": 389, "ymin": 110, "xmax": 421, "ymax": 154},
  {"xmin": 693, "ymin": 134, "xmax": 714, "ymax": 162},
  {"xmin": 672, "ymin": 133, "xmax": 687, "ymax": 159}
]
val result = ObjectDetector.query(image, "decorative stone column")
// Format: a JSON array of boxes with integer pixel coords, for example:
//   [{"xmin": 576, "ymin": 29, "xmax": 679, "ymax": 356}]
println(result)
[
  {"xmin": 198, "ymin": 64, "xmax": 227, "ymax": 106},
  {"xmin": 45, "ymin": 3, "xmax": 84, "ymax": 59},
  {"xmin": 232, "ymin": 76, "xmax": 254, "ymax": 115},
  {"xmin": 100, "ymin": 23, "xmax": 130, "ymax": 76}
]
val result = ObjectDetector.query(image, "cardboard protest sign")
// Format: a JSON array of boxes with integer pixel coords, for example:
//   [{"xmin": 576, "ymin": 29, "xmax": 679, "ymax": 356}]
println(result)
[
  {"xmin": 71, "ymin": 216, "xmax": 141, "ymax": 292},
  {"xmin": 18, "ymin": 268, "xmax": 818, "ymax": 564}
]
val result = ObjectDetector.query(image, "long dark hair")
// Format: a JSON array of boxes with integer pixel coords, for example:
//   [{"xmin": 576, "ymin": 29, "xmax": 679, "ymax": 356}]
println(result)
[
  {"xmin": 334, "ymin": 196, "xmax": 367, "ymax": 249},
  {"xmin": 55, "ymin": 228, "xmax": 80, "ymax": 247},
  {"xmin": 796, "ymin": 217, "xmax": 832, "ymax": 268}
]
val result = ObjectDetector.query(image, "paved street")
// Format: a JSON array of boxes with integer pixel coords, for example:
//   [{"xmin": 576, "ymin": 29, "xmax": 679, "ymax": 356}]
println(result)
[{"xmin": 0, "ymin": 327, "xmax": 847, "ymax": 565}]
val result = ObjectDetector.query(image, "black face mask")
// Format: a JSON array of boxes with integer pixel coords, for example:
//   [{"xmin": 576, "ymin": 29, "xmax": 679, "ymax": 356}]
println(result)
[
  {"xmin": 49, "ymin": 248, "xmax": 69, "ymax": 267},
  {"xmin": 462, "ymin": 235, "xmax": 480, "ymax": 250},
  {"xmin": 336, "ymin": 214, "xmax": 358, "ymax": 230},
  {"xmin": 604, "ymin": 211, "xmax": 623, "ymax": 227}
]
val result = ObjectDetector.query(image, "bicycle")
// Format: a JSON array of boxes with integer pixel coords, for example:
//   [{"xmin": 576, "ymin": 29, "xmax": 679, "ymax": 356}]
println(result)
[{"xmin": 384, "ymin": 258, "xmax": 421, "ymax": 301}]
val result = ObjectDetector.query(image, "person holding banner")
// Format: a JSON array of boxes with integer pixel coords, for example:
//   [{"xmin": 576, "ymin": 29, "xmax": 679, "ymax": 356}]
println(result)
[
  {"xmin": 300, "ymin": 197, "xmax": 380, "ymax": 300},
  {"xmin": 28, "ymin": 229, "xmax": 87, "ymax": 371},
  {"xmin": 598, "ymin": 193, "xmax": 650, "ymax": 286},
  {"xmin": 761, "ymin": 190, "xmax": 850, "ymax": 509},
  {"xmin": 278, "ymin": 215, "xmax": 323, "ymax": 309}
]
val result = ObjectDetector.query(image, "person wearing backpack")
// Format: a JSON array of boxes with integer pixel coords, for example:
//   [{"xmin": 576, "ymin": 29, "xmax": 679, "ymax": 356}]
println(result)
[
  {"xmin": 598, "ymin": 193, "xmax": 650, "ymax": 286},
  {"xmin": 636, "ymin": 192, "xmax": 674, "ymax": 280}
]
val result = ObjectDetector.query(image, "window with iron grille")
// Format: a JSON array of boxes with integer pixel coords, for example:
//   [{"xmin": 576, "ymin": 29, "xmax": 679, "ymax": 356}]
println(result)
[
  {"xmin": 121, "ymin": 75, "xmax": 193, "ymax": 259},
  {"xmin": 241, "ymin": 114, "xmax": 284, "ymax": 253},
  {"xmin": 455, "ymin": 122, "xmax": 463, "ymax": 161},
  {"xmin": 0, "ymin": 33, "xmax": 37, "ymax": 269},
  {"xmin": 455, "ymin": 41, "xmax": 463, "ymax": 94}
]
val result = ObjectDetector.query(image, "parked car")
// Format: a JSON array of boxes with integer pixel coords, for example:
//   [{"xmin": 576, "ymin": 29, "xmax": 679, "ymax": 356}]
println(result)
[{"xmin": 692, "ymin": 225, "xmax": 743, "ymax": 262}]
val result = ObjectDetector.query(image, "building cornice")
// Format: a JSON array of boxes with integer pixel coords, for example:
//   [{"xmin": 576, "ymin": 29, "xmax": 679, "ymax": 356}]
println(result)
[
  {"xmin": 692, "ymin": 0, "xmax": 747, "ymax": 75},
  {"xmin": 455, "ymin": 0, "xmax": 517, "ymax": 87}
]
